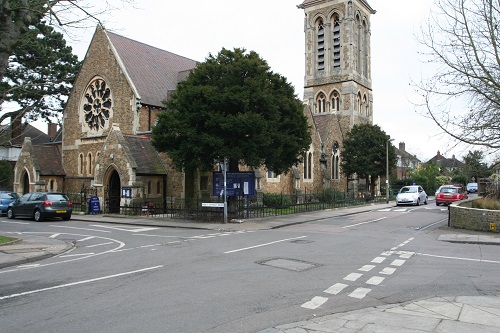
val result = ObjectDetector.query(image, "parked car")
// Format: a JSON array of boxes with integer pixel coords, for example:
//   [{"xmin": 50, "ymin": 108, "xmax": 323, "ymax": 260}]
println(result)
[
  {"xmin": 0, "ymin": 191, "xmax": 19, "ymax": 215},
  {"xmin": 396, "ymin": 185, "xmax": 428, "ymax": 206},
  {"xmin": 436, "ymin": 186, "xmax": 468, "ymax": 206},
  {"xmin": 7, "ymin": 192, "xmax": 72, "ymax": 222},
  {"xmin": 466, "ymin": 182, "xmax": 478, "ymax": 194},
  {"xmin": 435, "ymin": 185, "xmax": 454, "ymax": 197}
]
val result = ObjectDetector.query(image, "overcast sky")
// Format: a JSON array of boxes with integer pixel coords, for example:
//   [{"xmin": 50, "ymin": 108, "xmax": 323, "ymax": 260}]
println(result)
[{"xmin": 63, "ymin": 0, "xmax": 474, "ymax": 163}]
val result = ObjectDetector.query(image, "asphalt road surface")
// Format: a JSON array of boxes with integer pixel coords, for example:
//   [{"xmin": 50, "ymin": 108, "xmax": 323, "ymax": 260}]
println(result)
[{"xmin": 1, "ymin": 199, "xmax": 499, "ymax": 332}]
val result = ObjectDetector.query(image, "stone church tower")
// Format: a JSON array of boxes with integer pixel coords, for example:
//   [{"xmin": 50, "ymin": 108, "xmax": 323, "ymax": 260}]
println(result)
[{"xmin": 298, "ymin": 0, "xmax": 375, "ymax": 193}]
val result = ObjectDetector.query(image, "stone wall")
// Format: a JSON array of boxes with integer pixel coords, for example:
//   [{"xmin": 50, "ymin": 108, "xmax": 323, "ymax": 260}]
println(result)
[{"xmin": 449, "ymin": 199, "xmax": 500, "ymax": 233}]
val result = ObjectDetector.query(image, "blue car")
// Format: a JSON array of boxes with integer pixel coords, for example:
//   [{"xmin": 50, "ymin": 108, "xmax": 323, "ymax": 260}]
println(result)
[{"xmin": 0, "ymin": 191, "xmax": 19, "ymax": 215}]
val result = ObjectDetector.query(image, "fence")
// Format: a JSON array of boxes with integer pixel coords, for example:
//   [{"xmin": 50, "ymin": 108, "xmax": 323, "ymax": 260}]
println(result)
[{"xmin": 115, "ymin": 191, "xmax": 389, "ymax": 222}]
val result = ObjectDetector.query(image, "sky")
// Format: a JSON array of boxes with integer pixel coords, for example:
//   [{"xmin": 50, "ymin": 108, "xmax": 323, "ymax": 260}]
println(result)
[{"xmin": 55, "ymin": 0, "xmax": 478, "ymax": 163}]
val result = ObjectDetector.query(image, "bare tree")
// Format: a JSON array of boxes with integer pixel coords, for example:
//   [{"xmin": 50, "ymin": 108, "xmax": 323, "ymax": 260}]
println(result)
[
  {"xmin": 414, "ymin": 0, "xmax": 500, "ymax": 151},
  {"xmin": 0, "ymin": 0, "xmax": 133, "ymax": 84}
]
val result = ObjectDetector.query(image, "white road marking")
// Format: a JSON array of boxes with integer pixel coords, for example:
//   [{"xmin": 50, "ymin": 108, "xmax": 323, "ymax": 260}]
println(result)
[
  {"xmin": 393, "ymin": 209, "xmax": 407, "ymax": 212},
  {"xmin": 416, "ymin": 253, "xmax": 500, "ymax": 264},
  {"xmin": 301, "ymin": 296, "xmax": 328, "ymax": 309},
  {"xmin": 1, "ymin": 221, "xmax": 29, "ymax": 224},
  {"xmin": 399, "ymin": 252, "xmax": 414, "ymax": 259},
  {"xmin": 324, "ymin": 283, "xmax": 348, "ymax": 295},
  {"xmin": 348, "ymin": 288, "xmax": 371, "ymax": 299},
  {"xmin": 134, "ymin": 234, "xmax": 180, "ymax": 238},
  {"xmin": 49, "ymin": 233, "xmax": 61, "ymax": 238},
  {"xmin": 366, "ymin": 276, "xmax": 385, "ymax": 285},
  {"xmin": 139, "ymin": 244, "xmax": 161, "ymax": 248},
  {"xmin": 85, "ymin": 242, "xmax": 114, "ymax": 248},
  {"xmin": 49, "ymin": 225, "xmax": 111, "ymax": 233},
  {"xmin": 380, "ymin": 267, "xmax": 397, "ymax": 275},
  {"xmin": 77, "ymin": 236, "xmax": 96, "ymax": 242},
  {"xmin": 343, "ymin": 217, "xmax": 387, "ymax": 228},
  {"xmin": 344, "ymin": 273, "xmax": 363, "ymax": 281},
  {"xmin": 59, "ymin": 253, "xmax": 95, "ymax": 258},
  {"xmin": 0, "ymin": 266, "xmax": 163, "ymax": 300},
  {"xmin": 359, "ymin": 265, "xmax": 376, "ymax": 272},
  {"xmin": 391, "ymin": 259, "xmax": 406, "ymax": 266},
  {"xmin": 89, "ymin": 225, "xmax": 159, "ymax": 233},
  {"xmin": 224, "ymin": 236, "xmax": 307, "ymax": 254},
  {"xmin": 371, "ymin": 257, "xmax": 386, "ymax": 263},
  {"xmin": 378, "ymin": 208, "xmax": 391, "ymax": 212}
]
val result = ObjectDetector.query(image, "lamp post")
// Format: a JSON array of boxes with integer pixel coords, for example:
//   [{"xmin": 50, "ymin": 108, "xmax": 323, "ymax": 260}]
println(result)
[{"xmin": 386, "ymin": 138, "xmax": 394, "ymax": 203}]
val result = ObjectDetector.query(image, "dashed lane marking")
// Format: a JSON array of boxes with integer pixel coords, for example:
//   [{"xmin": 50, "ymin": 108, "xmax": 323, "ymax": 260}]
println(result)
[
  {"xmin": 380, "ymin": 267, "xmax": 397, "ymax": 275},
  {"xmin": 390, "ymin": 259, "xmax": 406, "ymax": 266},
  {"xmin": 344, "ymin": 273, "xmax": 363, "ymax": 281},
  {"xmin": 348, "ymin": 288, "xmax": 371, "ymax": 299},
  {"xmin": 359, "ymin": 265, "xmax": 376, "ymax": 272},
  {"xmin": 371, "ymin": 256, "xmax": 386, "ymax": 263},
  {"xmin": 324, "ymin": 283, "xmax": 348, "ymax": 295},
  {"xmin": 301, "ymin": 296, "xmax": 329, "ymax": 309},
  {"xmin": 366, "ymin": 276, "xmax": 385, "ymax": 285}
]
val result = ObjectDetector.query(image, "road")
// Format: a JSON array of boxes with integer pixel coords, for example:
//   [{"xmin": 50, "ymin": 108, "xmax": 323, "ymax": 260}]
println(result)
[{"xmin": 1, "ymin": 198, "xmax": 499, "ymax": 333}]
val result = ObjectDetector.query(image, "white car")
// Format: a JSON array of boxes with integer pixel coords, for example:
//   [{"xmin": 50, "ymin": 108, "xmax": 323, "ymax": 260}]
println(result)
[{"xmin": 396, "ymin": 185, "xmax": 428, "ymax": 206}]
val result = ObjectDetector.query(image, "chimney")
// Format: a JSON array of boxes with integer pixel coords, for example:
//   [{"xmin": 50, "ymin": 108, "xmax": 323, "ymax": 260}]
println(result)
[
  {"xmin": 48, "ymin": 122, "xmax": 58, "ymax": 141},
  {"xmin": 399, "ymin": 142, "xmax": 405, "ymax": 152},
  {"xmin": 437, "ymin": 150, "xmax": 441, "ymax": 162},
  {"xmin": 10, "ymin": 115, "xmax": 23, "ymax": 142}
]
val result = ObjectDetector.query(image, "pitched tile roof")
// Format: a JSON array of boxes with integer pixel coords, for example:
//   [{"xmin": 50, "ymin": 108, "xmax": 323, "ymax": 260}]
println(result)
[
  {"xmin": 32, "ymin": 144, "xmax": 65, "ymax": 176},
  {"xmin": 123, "ymin": 135, "xmax": 167, "ymax": 175},
  {"xmin": 0, "ymin": 123, "xmax": 50, "ymax": 147},
  {"xmin": 106, "ymin": 31, "xmax": 198, "ymax": 108}
]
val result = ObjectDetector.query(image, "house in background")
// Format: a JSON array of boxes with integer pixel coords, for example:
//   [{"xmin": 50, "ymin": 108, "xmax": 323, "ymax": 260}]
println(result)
[
  {"xmin": 426, "ymin": 150, "xmax": 465, "ymax": 174},
  {"xmin": 394, "ymin": 142, "xmax": 421, "ymax": 180}
]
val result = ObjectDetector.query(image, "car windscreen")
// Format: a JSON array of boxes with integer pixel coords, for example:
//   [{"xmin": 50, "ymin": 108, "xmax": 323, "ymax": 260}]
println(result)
[
  {"xmin": 47, "ymin": 194, "xmax": 69, "ymax": 201},
  {"xmin": 400, "ymin": 187, "xmax": 417, "ymax": 193},
  {"xmin": 0, "ymin": 193, "xmax": 17, "ymax": 199}
]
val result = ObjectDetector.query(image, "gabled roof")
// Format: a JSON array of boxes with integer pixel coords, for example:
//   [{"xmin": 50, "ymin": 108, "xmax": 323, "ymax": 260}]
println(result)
[
  {"xmin": 0, "ymin": 123, "xmax": 50, "ymax": 147},
  {"xmin": 123, "ymin": 135, "xmax": 167, "ymax": 175},
  {"xmin": 427, "ymin": 152, "xmax": 465, "ymax": 169},
  {"xmin": 106, "ymin": 31, "xmax": 198, "ymax": 108},
  {"xmin": 32, "ymin": 144, "xmax": 65, "ymax": 176}
]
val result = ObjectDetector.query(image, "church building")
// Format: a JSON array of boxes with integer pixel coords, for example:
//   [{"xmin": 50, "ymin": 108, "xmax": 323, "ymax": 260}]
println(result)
[{"xmin": 12, "ymin": 0, "xmax": 376, "ymax": 213}]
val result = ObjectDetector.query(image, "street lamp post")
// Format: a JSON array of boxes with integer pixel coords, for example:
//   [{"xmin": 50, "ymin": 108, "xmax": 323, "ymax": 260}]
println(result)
[{"xmin": 386, "ymin": 139, "xmax": 393, "ymax": 203}]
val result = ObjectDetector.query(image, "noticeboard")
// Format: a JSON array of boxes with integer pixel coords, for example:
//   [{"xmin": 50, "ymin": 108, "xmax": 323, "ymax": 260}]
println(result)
[
  {"xmin": 88, "ymin": 196, "xmax": 101, "ymax": 214},
  {"xmin": 212, "ymin": 171, "xmax": 255, "ymax": 197}
]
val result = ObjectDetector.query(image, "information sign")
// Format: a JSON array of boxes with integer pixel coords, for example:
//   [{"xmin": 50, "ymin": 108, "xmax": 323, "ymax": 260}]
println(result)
[
  {"xmin": 212, "ymin": 171, "xmax": 255, "ymax": 197},
  {"xmin": 88, "ymin": 196, "xmax": 101, "ymax": 214}
]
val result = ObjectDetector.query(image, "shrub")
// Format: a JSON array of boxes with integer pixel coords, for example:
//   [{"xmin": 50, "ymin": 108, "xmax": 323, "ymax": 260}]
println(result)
[
  {"xmin": 472, "ymin": 198, "xmax": 500, "ymax": 210},
  {"xmin": 316, "ymin": 188, "xmax": 334, "ymax": 203},
  {"xmin": 263, "ymin": 193, "xmax": 292, "ymax": 207}
]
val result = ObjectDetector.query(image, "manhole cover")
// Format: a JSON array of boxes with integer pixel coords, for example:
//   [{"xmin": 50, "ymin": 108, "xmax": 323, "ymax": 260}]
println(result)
[{"xmin": 257, "ymin": 258, "xmax": 320, "ymax": 272}]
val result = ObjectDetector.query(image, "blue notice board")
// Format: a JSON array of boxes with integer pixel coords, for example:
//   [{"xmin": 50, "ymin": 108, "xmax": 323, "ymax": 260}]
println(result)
[
  {"xmin": 88, "ymin": 196, "xmax": 101, "ymax": 214},
  {"xmin": 213, "ymin": 171, "xmax": 255, "ymax": 197}
]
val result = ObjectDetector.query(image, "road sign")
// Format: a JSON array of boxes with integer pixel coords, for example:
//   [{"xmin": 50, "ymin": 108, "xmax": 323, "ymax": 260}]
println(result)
[{"xmin": 202, "ymin": 202, "xmax": 225, "ymax": 208}]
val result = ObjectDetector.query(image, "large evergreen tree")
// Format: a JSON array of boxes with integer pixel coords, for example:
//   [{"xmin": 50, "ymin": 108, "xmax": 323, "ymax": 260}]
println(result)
[
  {"xmin": 341, "ymin": 123, "xmax": 396, "ymax": 196},
  {"xmin": 0, "ymin": 20, "xmax": 80, "ymax": 124},
  {"xmin": 152, "ymin": 48, "xmax": 311, "ymax": 175}
]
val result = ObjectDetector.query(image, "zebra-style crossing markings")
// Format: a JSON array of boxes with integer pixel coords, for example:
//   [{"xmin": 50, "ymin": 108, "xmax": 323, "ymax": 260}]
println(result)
[{"xmin": 302, "ymin": 237, "xmax": 415, "ymax": 309}]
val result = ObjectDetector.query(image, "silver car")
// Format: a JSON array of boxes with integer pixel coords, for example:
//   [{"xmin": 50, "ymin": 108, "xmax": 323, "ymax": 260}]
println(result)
[{"xmin": 396, "ymin": 185, "xmax": 428, "ymax": 206}]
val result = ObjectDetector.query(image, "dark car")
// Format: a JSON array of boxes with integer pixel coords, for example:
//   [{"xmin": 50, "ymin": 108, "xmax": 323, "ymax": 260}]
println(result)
[
  {"xmin": 436, "ymin": 186, "xmax": 468, "ymax": 206},
  {"xmin": 7, "ymin": 192, "xmax": 72, "ymax": 222},
  {"xmin": 0, "ymin": 191, "xmax": 19, "ymax": 215}
]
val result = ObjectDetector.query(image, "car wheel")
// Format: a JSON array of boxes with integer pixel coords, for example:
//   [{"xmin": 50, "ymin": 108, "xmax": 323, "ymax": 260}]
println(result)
[
  {"xmin": 7, "ymin": 208, "xmax": 14, "ymax": 219},
  {"xmin": 436, "ymin": 202, "xmax": 440, "ymax": 206},
  {"xmin": 424, "ymin": 197, "xmax": 428, "ymax": 205},
  {"xmin": 416, "ymin": 198, "xmax": 420, "ymax": 206},
  {"xmin": 62, "ymin": 215, "xmax": 71, "ymax": 221},
  {"xmin": 34, "ymin": 209, "xmax": 44, "ymax": 222}
]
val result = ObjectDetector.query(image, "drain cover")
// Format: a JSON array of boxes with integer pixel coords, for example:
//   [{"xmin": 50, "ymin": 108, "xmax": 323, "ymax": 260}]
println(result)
[{"xmin": 258, "ymin": 258, "xmax": 320, "ymax": 272}]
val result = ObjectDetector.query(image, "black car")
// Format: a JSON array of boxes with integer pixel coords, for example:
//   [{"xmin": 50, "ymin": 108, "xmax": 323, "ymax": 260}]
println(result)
[{"xmin": 7, "ymin": 192, "xmax": 72, "ymax": 222}]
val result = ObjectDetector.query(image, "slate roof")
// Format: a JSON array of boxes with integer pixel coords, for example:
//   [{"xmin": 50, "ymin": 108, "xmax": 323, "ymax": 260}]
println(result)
[
  {"xmin": 0, "ymin": 123, "xmax": 50, "ymax": 147},
  {"xmin": 123, "ymin": 135, "xmax": 167, "ymax": 175},
  {"xmin": 107, "ymin": 31, "xmax": 198, "ymax": 108},
  {"xmin": 427, "ymin": 152, "xmax": 465, "ymax": 169},
  {"xmin": 32, "ymin": 145, "xmax": 65, "ymax": 176}
]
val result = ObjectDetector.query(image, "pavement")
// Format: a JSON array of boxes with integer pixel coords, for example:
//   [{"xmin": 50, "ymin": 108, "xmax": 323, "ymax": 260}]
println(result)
[{"xmin": 1, "ymin": 200, "xmax": 500, "ymax": 332}]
